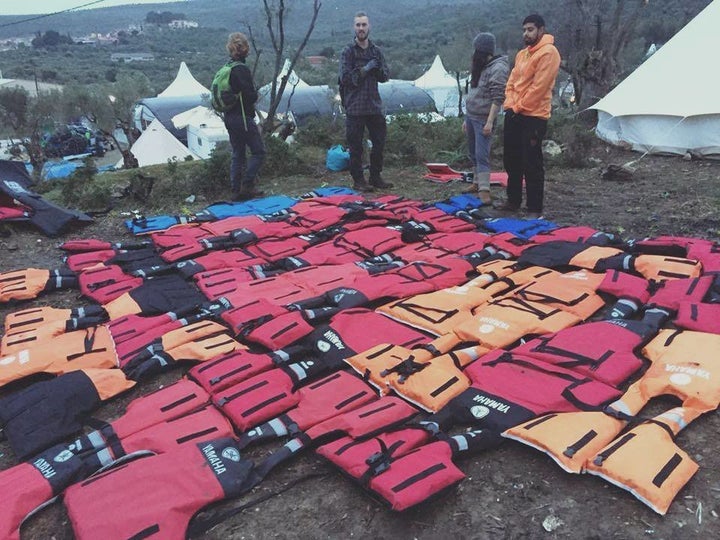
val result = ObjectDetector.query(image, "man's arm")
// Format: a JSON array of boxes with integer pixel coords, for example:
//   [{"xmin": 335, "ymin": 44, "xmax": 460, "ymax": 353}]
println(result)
[
  {"xmin": 340, "ymin": 46, "xmax": 362, "ymax": 88},
  {"xmin": 375, "ymin": 48, "xmax": 389, "ymax": 83}
]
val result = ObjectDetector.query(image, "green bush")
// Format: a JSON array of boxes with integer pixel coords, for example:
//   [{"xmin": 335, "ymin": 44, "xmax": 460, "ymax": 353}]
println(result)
[
  {"xmin": 384, "ymin": 114, "xmax": 466, "ymax": 166},
  {"xmin": 263, "ymin": 135, "xmax": 312, "ymax": 177},
  {"xmin": 549, "ymin": 112, "xmax": 597, "ymax": 169},
  {"xmin": 294, "ymin": 116, "xmax": 345, "ymax": 148},
  {"xmin": 58, "ymin": 157, "xmax": 113, "ymax": 211}
]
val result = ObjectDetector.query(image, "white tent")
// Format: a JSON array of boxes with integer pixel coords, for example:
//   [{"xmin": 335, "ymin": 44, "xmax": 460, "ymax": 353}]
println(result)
[
  {"xmin": 117, "ymin": 118, "xmax": 200, "ymax": 168},
  {"xmin": 591, "ymin": 1, "xmax": 720, "ymax": 156},
  {"xmin": 172, "ymin": 106, "xmax": 229, "ymax": 160},
  {"xmin": 259, "ymin": 59, "xmax": 310, "ymax": 95},
  {"xmin": 413, "ymin": 55, "xmax": 460, "ymax": 117},
  {"xmin": 158, "ymin": 61, "xmax": 210, "ymax": 98}
]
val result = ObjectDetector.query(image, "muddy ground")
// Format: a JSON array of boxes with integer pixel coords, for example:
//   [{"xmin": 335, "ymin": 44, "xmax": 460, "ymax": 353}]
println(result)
[{"xmin": 1, "ymin": 139, "xmax": 720, "ymax": 539}]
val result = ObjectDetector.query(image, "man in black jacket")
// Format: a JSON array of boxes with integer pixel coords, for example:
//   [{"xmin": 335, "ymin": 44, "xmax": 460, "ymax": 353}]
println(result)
[{"xmin": 339, "ymin": 12, "xmax": 393, "ymax": 192}]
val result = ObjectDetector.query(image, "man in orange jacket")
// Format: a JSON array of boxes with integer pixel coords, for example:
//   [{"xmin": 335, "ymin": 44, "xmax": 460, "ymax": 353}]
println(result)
[{"xmin": 499, "ymin": 14, "xmax": 561, "ymax": 218}]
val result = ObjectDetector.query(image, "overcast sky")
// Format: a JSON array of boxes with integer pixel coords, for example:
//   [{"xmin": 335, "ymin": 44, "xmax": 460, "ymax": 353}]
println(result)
[{"xmin": 1, "ymin": 0, "xmax": 185, "ymax": 16}]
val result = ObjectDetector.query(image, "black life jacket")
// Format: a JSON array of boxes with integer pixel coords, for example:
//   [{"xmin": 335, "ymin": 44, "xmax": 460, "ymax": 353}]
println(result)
[{"xmin": 0, "ymin": 369, "xmax": 134, "ymax": 459}]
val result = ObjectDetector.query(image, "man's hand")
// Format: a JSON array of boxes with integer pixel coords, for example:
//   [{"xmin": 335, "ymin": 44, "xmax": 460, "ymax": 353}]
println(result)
[{"xmin": 361, "ymin": 58, "xmax": 380, "ymax": 75}]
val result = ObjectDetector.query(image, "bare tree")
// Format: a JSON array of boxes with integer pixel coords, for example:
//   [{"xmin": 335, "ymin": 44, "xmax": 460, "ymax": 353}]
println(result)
[
  {"xmin": 259, "ymin": 0, "xmax": 322, "ymax": 134},
  {"xmin": 554, "ymin": 0, "xmax": 650, "ymax": 108}
]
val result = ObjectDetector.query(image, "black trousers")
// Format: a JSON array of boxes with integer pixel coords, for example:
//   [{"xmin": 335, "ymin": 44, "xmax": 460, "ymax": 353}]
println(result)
[
  {"xmin": 346, "ymin": 114, "xmax": 386, "ymax": 183},
  {"xmin": 503, "ymin": 111, "xmax": 548, "ymax": 213}
]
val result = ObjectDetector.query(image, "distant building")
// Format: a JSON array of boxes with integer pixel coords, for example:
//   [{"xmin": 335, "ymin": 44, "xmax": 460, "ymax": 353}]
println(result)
[
  {"xmin": 0, "ymin": 78, "xmax": 63, "ymax": 97},
  {"xmin": 111, "ymin": 52, "xmax": 155, "ymax": 63},
  {"xmin": 306, "ymin": 56, "xmax": 328, "ymax": 69},
  {"xmin": 168, "ymin": 20, "xmax": 199, "ymax": 29}
]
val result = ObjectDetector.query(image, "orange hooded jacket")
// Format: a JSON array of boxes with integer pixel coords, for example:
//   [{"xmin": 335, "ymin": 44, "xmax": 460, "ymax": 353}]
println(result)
[{"xmin": 503, "ymin": 33, "xmax": 561, "ymax": 119}]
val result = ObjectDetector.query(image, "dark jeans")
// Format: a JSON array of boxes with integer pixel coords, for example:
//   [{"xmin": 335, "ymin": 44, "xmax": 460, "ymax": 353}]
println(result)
[
  {"xmin": 346, "ymin": 114, "xmax": 386, "ymax": 183},
  {"xmin": 503, "ymin": 111, "xmax": 548, "ymax": 213},
  {"xmin": 224, "ymin": 112, "xmax": 266, "ymax": 193}
]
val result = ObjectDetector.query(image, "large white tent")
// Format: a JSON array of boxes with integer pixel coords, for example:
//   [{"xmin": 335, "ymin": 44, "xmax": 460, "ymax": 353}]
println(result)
[
  {"xmin": 158, "ymin": 61, "xmax": 210, "ymax": 98},
  {"xmin": 118, "ymin": 118, "xmax": 200, "ymax": 168},
  {"xmin": 414, "ymin": 55, "xmax": 460, "ymax": 117},
  {"xmin": 591, "ymin": 1, "xmax": 720, "ymax": 156}
]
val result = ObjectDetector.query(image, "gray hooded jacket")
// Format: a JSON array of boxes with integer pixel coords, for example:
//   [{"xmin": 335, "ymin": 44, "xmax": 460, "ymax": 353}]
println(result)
[{"xmin": 465, "ymin": 55, "xmax": 509, "ymax": 120}]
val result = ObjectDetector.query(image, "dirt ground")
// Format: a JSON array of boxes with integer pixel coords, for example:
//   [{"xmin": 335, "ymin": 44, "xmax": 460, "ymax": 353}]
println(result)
[{"xmin": 1, "ymin": 139, "xmax": 720, "ymax": 539}]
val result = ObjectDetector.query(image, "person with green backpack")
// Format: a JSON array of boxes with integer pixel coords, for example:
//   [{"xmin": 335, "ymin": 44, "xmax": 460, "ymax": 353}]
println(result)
[{"xmin": 213, "ymin": 32, "xmax": 266, "ymax": 201}]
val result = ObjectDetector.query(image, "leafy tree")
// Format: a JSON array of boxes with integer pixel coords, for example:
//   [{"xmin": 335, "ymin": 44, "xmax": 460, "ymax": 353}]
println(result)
[
  {"xmin": 31, "ymin": 30, "xmax": 73, "ymax": 48},
  {"xmin": 551, "ymin": 0, "xmax": 651, "ymax": 108},
  {"xmin": 60, "ymin": 72, "xmax": 153, "ymax": 169},
  {"xmin": 0, "ymin": 87, "xmax": 60, "ymax": 175}
]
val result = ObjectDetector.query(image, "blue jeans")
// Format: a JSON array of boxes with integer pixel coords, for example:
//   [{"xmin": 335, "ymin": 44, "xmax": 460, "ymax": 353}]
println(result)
[
  {"xmin": 224, "ymin": 112, "xmax": 266, "ymax": 194},
  {"xmin": 465, "ymin": 116, "xmax": 492, "ymax": 174}
]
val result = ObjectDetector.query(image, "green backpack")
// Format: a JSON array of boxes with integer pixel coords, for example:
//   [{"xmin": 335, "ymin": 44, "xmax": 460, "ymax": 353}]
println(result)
[{"xmin": 211, "ymin": 61, "xmax": 246, "ymax": 114}]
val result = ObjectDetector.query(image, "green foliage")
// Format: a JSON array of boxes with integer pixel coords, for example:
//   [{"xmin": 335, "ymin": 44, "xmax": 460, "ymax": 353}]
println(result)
[
  {"xmin": 384, "ymin": 115, "xmax": 466, "ymax": 166},
  {"xmin": 548, "ymin": 112, "xmax": 597, "ymax": 169},
  {"xmin": 32, "ymin": 30, "xmax": 73, "ymax": 49},
  {"xmin": 199, "ymin": 141, "xmax": 233, "ymax": 198},
  {"xmin": 59, "ymin": 157, "xmax": 111, "ymax": 211},
  {"xmin": 263, "ymin": 135, "xmax": 312, "ymax": 177},
  {"xmin": 294, "ymin": 116, "xmax": 345, "ymax": 148},
  {"xmin": 146, "ymin": 11, "xmax": 186, "ymax": 24}
]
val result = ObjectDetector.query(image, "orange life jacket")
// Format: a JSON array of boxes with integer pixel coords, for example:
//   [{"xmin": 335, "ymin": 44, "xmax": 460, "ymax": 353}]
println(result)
[{"xmin": 584, "ymin": 407, "xmax": 702, "ymax": 515}]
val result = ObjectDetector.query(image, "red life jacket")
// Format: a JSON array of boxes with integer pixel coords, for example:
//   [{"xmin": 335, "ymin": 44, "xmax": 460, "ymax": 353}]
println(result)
[
  {"xmin": 214, "ymin": 368, "xmax": 371, "ymax": 433},
  {"xmin": 64, "ymin": 437, "xmax": 254, "ymax": 540},
  {"xmin": 510, "ymin": 319, "xmax": 653, "ymax": 387},
  {"xmin": 647, "ymin": 275, "xmax": 713, "ymax": 311},
  {"xmin": 0, "ymin": 444, "xmax": 89, "ymax": 540},
  {"xmin": 78, "ymin": 264, "xmax": 143, "ymax": 304},
  {"xmin": 187, "ymin": 348, "xmax": 279, "ymax": 394},
  {"xmin": 675, "ymin": 302, "xmax": 720, "ymax": 334}
]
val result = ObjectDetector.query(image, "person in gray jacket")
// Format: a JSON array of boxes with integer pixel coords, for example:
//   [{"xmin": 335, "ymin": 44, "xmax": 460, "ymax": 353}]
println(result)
[{"xmin": 463, "ymin": 32, "xmax": 509, "ymax": 204}]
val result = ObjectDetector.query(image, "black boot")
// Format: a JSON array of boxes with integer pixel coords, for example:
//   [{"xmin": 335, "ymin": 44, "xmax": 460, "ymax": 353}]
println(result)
[
  {"xmin": 369, "ymin": 175, "xmax": 394, "ymax": 189},
  {"xmin": 352, "ymin": 178, "xmax": 375, "ymax": 193}
]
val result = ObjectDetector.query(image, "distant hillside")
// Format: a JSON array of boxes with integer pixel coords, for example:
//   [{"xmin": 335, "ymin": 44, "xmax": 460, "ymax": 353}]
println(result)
[{"xmin": 0, "ymin": 0, "xmax": 712, "ymax": 95}]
